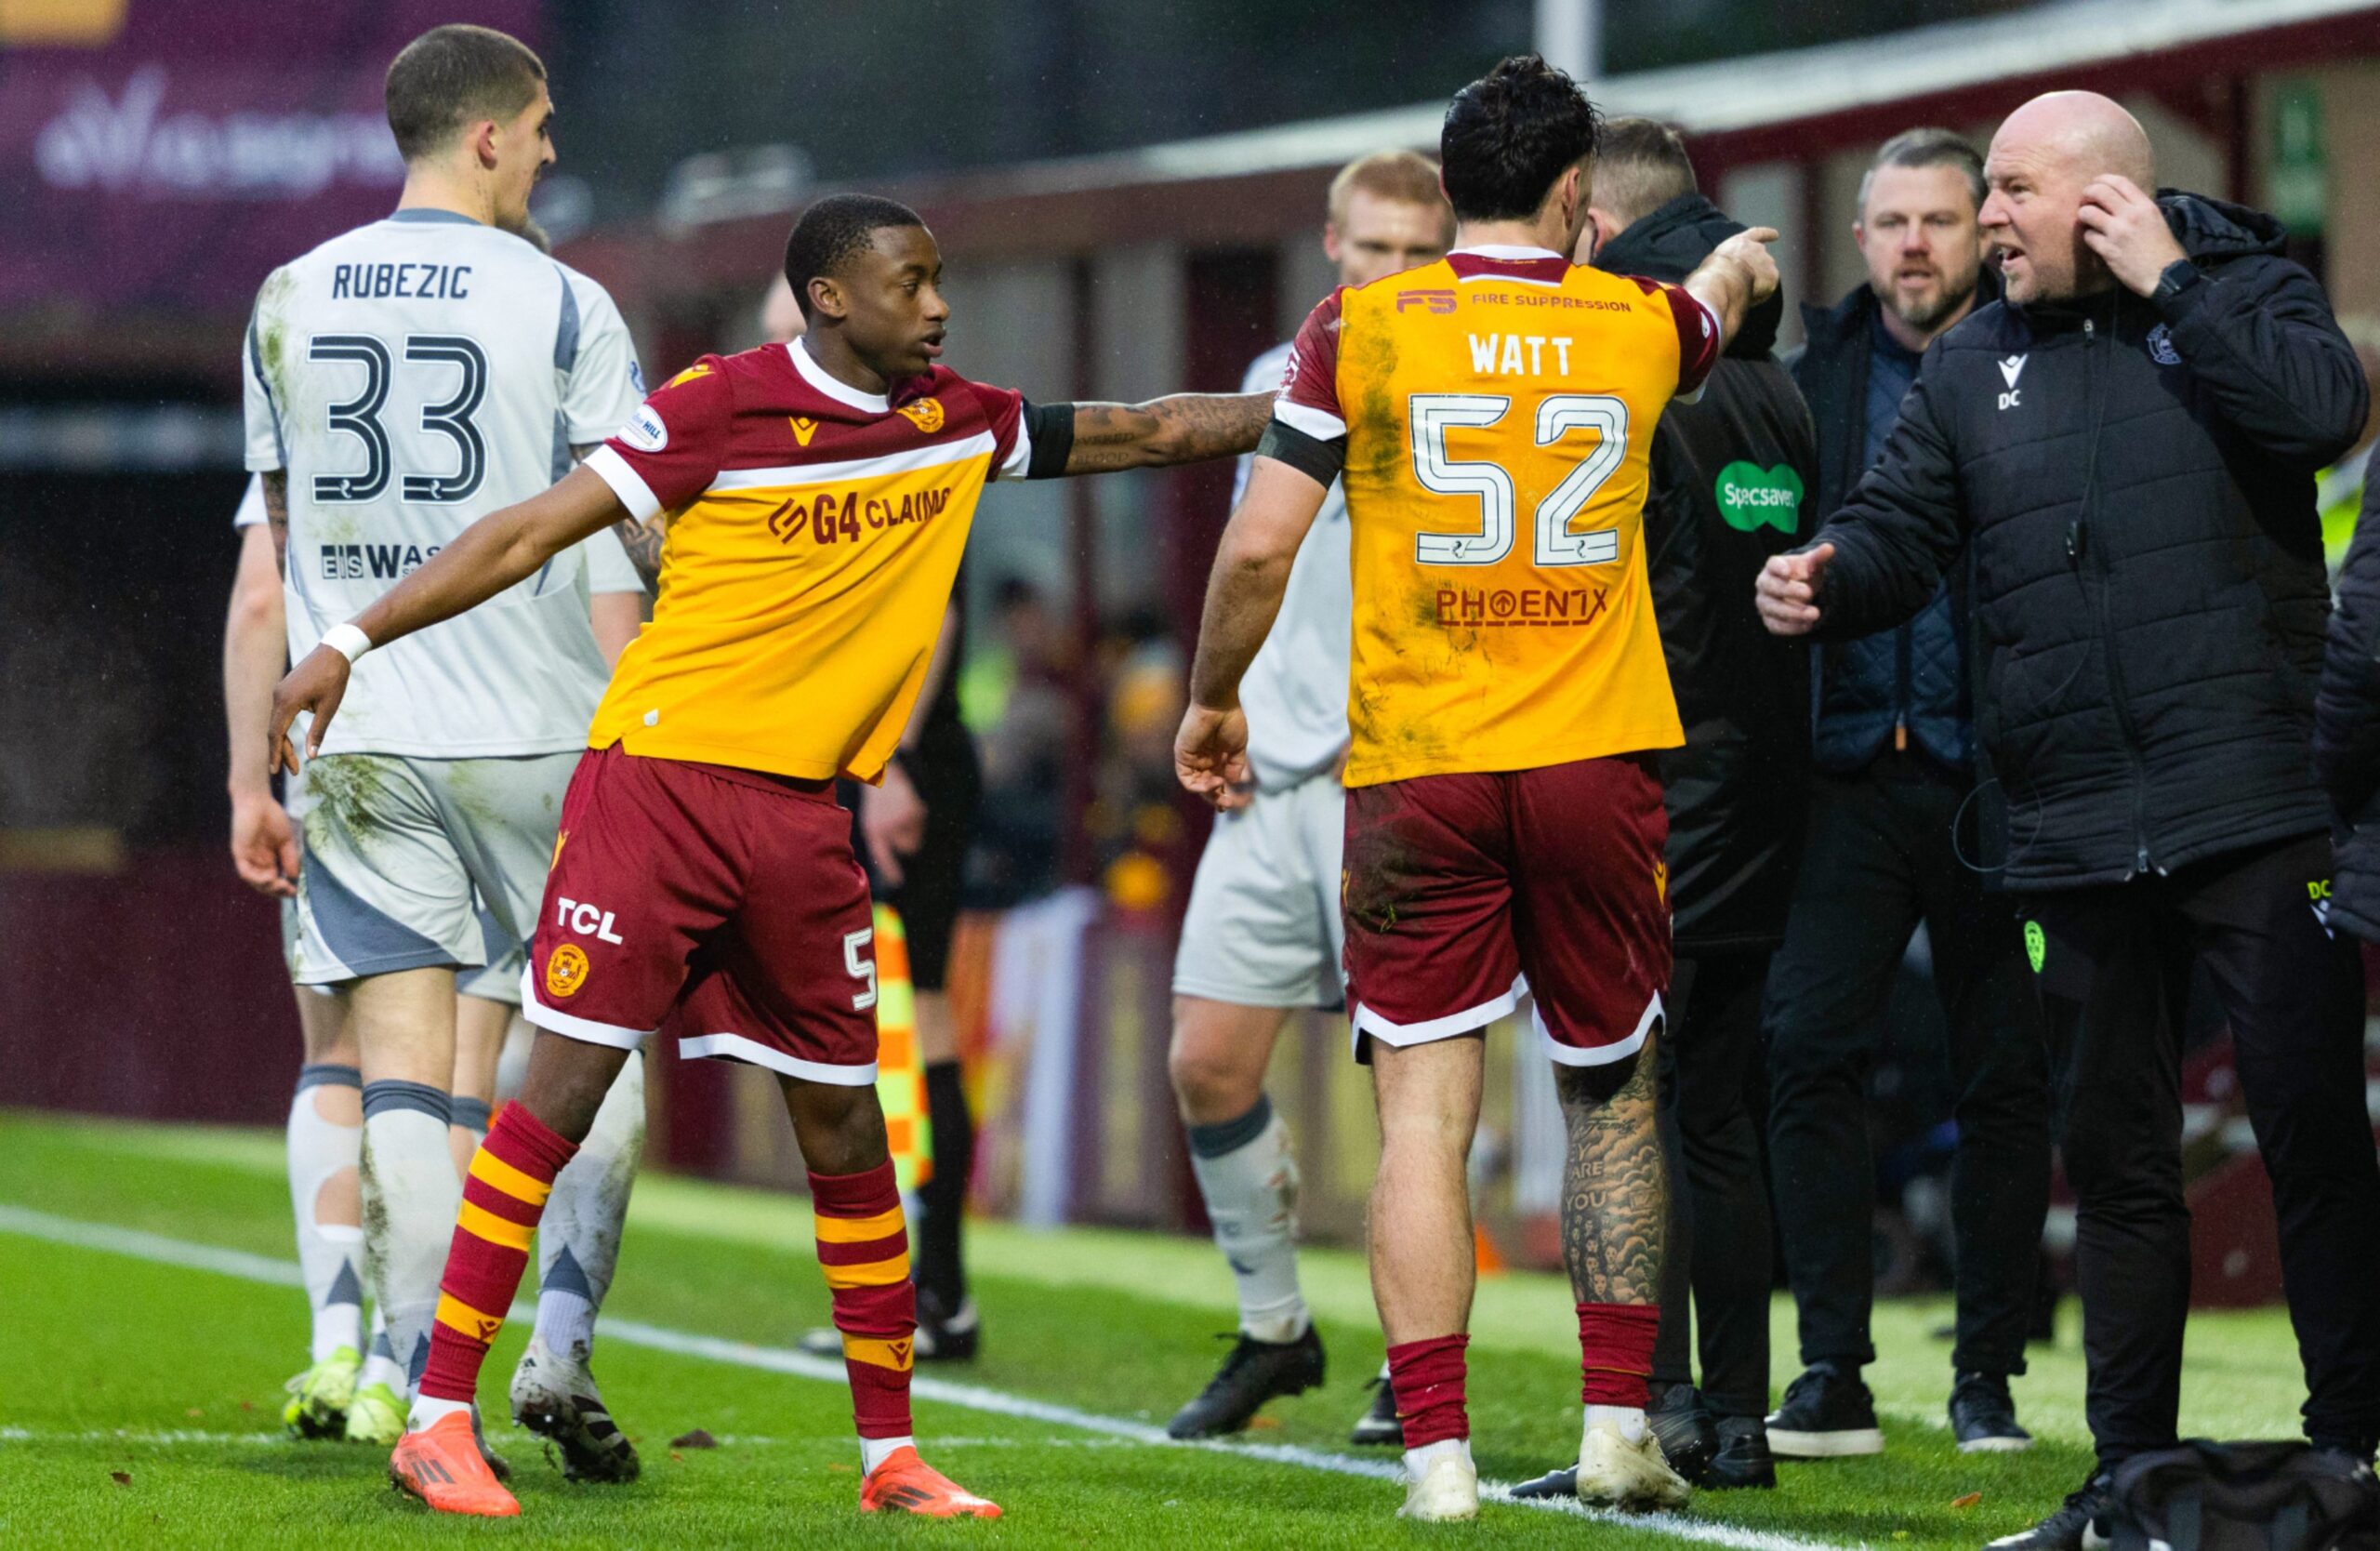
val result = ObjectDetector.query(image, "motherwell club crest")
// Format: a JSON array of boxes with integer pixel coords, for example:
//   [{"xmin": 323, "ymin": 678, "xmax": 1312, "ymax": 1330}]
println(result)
[{"xmin": 895, "ymin": 397, "xmax": 945, "ymax": 434}]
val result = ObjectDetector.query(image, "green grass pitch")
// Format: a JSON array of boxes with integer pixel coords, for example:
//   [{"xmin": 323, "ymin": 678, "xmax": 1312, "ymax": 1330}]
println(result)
[{"xmin": 0, "ymin": 1111, "xmax": 2307, "ymax": 1548}]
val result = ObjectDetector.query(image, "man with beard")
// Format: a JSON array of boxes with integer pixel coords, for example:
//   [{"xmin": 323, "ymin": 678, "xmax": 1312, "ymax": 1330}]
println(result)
[{"xmin": 1757, "ymin": 127, "xmax": 2052, "ymax": 1461}]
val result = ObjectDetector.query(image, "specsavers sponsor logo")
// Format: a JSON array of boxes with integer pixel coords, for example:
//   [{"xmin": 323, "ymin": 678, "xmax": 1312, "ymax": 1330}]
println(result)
[{"xmin": 1714, "ymin": 461, "xmax": 1803, "ymax": 535}]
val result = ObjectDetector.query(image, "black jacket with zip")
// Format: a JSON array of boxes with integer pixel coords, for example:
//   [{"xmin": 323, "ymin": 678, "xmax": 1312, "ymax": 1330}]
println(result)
[
  {"xmin": 1597, "ymin": 192, "xmax": 1818, "ymax": 948},
  {"xmin": 1807, "ymin": 192, "xmax": 2365, "ymax": 890}
]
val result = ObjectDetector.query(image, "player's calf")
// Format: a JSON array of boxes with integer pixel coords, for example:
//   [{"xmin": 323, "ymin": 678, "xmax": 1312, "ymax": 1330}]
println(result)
[{"xmin": 787, "ymin": 1077, "xmax": 998, "ymax": 1515}]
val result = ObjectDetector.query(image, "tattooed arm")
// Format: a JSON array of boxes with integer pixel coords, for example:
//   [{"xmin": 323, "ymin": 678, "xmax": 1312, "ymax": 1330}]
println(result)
[
  {"xmin": 565, "ymin": 441, "xmax": 666, "ymax": 592},
  {"xmin": 611, "ymin": 514, "xmax": 666, "ymax": 589},
  {"xmin": 1061, "ymin": 391, "xmax": 1274, "ymax": 473},
  {"xmin": 1554, "ymin": 1045, "xmax": 1667, "ymax": 1306}
]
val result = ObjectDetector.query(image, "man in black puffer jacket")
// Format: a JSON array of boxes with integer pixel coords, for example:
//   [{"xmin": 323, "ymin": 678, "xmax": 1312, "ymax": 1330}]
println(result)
[
  {"xmin": 1576, "ymin": 118, "xmax": 1816, "ymax": 1493},
  {"xmin": 1760, "ymin": 91, "xmax": 2380, "ymax": 1551}
]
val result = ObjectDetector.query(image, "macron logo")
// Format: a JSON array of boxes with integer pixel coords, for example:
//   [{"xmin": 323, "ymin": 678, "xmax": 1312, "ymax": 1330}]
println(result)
[{"xmin": 1997, "ymin": 353, "xmax": 2027, "ymax": 411}]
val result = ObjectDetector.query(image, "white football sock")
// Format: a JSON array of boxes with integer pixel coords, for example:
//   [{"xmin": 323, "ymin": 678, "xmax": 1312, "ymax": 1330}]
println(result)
[
  {"xmin": 860, "ymin": 1434, "xmax": 914, "ymax": 1474},
  {"xmin": 1405, "ymin": 1437, "xmax": 1473, "ymax": 1479},
  {"xmin": 1584, "ymin": 1404, "xmax": 1649, "ymax": 1447},
  {"xmin": 361, "ymin": 1082, "xmax": 461, "ymax": 1392},
  {"xmin": 533, "ymin": 1053, "xmax": 643, "ymax": 1360},
  {"xmin": 287, "ymin": 1065, "xmax": 365, "ymax": 1363},
  {"xmin": 360, "ymin": 1306, "xmax": 408, "ymax": 1395},
  {"xmin": 408, "ymin": 1395, "xmax": 471, "ymax": 1429},
  {"xmin": 1185, "ymin": 1094, "xmax": 1308, "ymax": 1346}
]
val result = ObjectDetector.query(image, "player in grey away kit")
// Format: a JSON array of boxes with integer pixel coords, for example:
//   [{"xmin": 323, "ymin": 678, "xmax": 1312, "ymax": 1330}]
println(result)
[
  {"xmin": 1161, "ymin": 151, "xmax": 1451, "ymax": 1445},
  {"xmin": 239, "ymin": 23, "xmax": 648, "ymax": 1478}
]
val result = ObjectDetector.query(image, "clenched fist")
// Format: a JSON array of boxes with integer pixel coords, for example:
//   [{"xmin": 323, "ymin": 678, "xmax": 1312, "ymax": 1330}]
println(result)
[{"xmin": 1755, "ymin": 543, "xmax": 1835, "ymax": 636}]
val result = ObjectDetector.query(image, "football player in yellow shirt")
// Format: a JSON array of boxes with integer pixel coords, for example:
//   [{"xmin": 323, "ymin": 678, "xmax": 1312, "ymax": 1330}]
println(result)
[
  {"xmin": 271, "ymin": 192, "xmax": 1273, "ymax": 1523},
  {"xmin": 1175, "ymin": 57, "xmax": 1777, "ymax": 1521}
]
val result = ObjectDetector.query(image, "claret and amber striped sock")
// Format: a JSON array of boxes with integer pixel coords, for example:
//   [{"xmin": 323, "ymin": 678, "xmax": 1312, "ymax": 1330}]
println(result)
[
  {"xmin": 416, "ymin": 1106, "xmax": 578, "ymax": 1408},
  {"xmin": 811, "ymin": 1161, "xmax": 917, "ymax": 1459}
]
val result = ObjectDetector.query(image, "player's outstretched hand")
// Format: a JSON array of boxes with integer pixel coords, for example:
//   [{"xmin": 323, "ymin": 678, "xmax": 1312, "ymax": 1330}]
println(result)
[
  {"xmin": 270, "ymin": 645, "xmax": 352, "ymax": 773},
  {"xmin": 1714, "ymin": 227, "xmax": 1782, "ymax": 305},
  {"xmin": 1755, "ymin": 543, "xmax": 1834, "ymax": 636},
  {"xmin": 229, "ymin": 788, "xmax": 300, "ymax": 898},
  {"xmin": 1175, "ymin": 702, "xmax": 1252, "ymax": 811}
]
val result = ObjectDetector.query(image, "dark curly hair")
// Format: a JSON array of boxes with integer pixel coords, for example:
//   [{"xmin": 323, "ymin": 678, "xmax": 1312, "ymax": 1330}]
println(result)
[
  {"xmin": 1440, "ymin": 55, "xmax": 1604, "ymax": 224},
  {"xmin": 782, "ymin": 193, "xmax": 927, "ymax": 319}
]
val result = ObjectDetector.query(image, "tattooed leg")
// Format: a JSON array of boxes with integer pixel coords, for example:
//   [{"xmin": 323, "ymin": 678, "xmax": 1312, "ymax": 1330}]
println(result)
[
  {"xmin": 1366, "ymin": 1033, "xmax": 1486, "ymax": 1344},
  {"xmin": 1554, "ymin": 1028, "xmax": 1668, "ymax": 1308}
]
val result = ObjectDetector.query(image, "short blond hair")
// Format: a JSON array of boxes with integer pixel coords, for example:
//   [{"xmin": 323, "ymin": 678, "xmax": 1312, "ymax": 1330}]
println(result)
[{"xmin": 1327, "ymin": 150, "xmax": 1451, "ymax": 232}]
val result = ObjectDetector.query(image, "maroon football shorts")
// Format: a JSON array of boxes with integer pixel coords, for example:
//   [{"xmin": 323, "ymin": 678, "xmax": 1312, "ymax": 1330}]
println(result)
[
  {"xmin": 521, "ymin": 744, "xmax": 880, "ymax": 1085},
  {"xmin": 1341, "ymin": 754, "xmax": 1671, "ymax": 1067}
]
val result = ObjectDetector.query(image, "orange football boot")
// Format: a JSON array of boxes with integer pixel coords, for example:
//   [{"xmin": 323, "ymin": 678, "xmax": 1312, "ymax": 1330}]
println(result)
[
  {"xmin": 858, "ymin": 1445, "xmax": 1002, "ymax": 1518},
  {"xmin": 389, "ymin": 1411, "xmax": 521, "ymax": 1518}
]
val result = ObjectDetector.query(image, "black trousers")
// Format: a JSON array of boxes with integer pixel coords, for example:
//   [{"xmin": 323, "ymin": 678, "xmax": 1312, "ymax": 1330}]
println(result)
[
  {"xmin": 1764, "ymin": 753, "xmax": 2052, "ymax": 1379},
  {"xmin": 2026, "ymin": 829, "xmax": 2380, "ymax": 1463},
  {"xmin": 1653, "ymin": 948, "xmax": 1775, "ymax": 1418}
]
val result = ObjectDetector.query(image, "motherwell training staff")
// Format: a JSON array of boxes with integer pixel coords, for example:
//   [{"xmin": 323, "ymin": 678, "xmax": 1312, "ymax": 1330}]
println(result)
[{"xmin": 1759, "ymin": 91, "xmax": 2380, "ymax": 1551}]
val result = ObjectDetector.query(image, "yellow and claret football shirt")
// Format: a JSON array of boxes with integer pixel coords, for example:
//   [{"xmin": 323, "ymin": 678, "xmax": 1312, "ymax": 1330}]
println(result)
[
  {"xmin": 1275, "ymin": 245, "xmax": 1721, "ymax": 788},
  {"xmin": 582, "ymin": 338, "xmax": 1053, "ymax": 782}
]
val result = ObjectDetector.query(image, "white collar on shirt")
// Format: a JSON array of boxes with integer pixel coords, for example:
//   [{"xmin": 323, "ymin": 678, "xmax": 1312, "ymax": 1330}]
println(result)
[
  {"xmin": 1449, "ymin": 243, "xmax": 1567, "ymax": 261},
  {"xmin": 789, "ymin": 336, "xmax": 891, "ymax": 415}
]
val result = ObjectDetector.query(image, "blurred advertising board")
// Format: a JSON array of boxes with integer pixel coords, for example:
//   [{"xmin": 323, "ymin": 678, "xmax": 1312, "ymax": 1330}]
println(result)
[{"xmin": 0, "ymin": 0, "xmax": 537, "ymax": 314}]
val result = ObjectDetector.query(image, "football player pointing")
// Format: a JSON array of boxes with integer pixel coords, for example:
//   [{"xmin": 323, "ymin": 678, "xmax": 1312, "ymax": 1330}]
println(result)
[
  {"xmin": 1177, "ymin": 57, "xmax": 1777, "ymax": 1521},
  {"xmin": 271, "ymin": 193, "xmax": 1273, "ymax": 1520}
]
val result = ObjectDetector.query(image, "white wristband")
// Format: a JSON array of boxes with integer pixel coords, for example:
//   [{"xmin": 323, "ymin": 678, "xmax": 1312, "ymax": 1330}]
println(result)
[{"xmin": 321, "ymin": 623, "xmax": 373, "ymax": 663}]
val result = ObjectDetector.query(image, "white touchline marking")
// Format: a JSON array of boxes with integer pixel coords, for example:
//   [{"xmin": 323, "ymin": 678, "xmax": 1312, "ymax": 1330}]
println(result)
[
  {"xmin": 0, "ymin": 1204, "xmax": 1858, "ymax": 1551},
  {"xmin": 0, "ymin": 1426, "xmax": 290, "ymax": 1447}
]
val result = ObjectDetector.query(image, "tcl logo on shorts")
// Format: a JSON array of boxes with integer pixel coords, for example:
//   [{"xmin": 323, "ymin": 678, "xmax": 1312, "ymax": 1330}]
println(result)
[{"xmin": 555, "ymin": 895, "xmax": 626, "ymax": 944}]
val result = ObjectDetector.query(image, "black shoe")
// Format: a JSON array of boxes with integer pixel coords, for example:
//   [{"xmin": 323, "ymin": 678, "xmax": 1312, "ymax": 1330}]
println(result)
[
  {"xmin": 1166, "ymin": 1325, "xmax": 1326, "ymax": 1439},
  {"xmin": 1705, "ymin": 1415, "xmax": 1777, "ymax": 1490},
  {"xmin": 1984, "ymin": 1471, "xmax": 2112, "ymax": 1550},
  {"xmin": 913, "ymin": 1288, "xmax": 980, "ymax": 1362},
  {"xmin": 1349, "ymin": 1365, "xmax": 1402, "ymax": 1447},
  {"xmin": 1950, "ymin": 1371, "xmax": 2032, "ymax": 1453},
  {"xmin": 795, "ymin": 1289, "xmax": 980, "ymax": 1365},
  {"xmin": 1508, "ymin": 1465, "xmax": 1577, "ymax": 1500},
  {"xmin": 1765, "ymin": 1362, "xmax": 1883, "ymax": 1458},
  {"xmin": 1646, "ymin": 1383, "xmax": 1718, "ymax": 1485}
]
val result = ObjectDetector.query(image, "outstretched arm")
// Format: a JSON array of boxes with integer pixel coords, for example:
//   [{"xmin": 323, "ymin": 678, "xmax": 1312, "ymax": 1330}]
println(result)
[
  {"xmin": 1683, "ymin": 227, "xmax": 1780, "ymax": 351},
  {"xmin": 268, "ymin": 465, "xmax": 626, "ymax": 768},
  {"xmin": 1061, "ymin": 391, "xmax": 1275, "ymax": 474},
  {"xmin": 1175, "ymin": 455, "xmax": 1330, "ymax": 808}
]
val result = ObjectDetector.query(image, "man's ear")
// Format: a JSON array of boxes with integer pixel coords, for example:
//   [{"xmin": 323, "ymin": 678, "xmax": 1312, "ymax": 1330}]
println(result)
[
  {"xmin": 468, "ymin": 118, "xmax": 501, "ymax": 171},
  {"xmin": 1578, "ymin": 205, "xmax": 1625, "ymax": 263},
  {"xmin": 806, "ymin": 274, "xmax": 847, "ymax": 322},
  {"xmin": 1322, "ymin": 221, "xmax": 1343, "ymax": 265}
]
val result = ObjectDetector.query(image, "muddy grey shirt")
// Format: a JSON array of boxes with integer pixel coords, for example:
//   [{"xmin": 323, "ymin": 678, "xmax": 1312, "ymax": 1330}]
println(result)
[
  {"xmin": 1236, "ymin": 341, "xmax": 1352, "ymax": 789},
  {"xmin": 242, "ymin": 209, "xmax": 644, "ymax": 757}
]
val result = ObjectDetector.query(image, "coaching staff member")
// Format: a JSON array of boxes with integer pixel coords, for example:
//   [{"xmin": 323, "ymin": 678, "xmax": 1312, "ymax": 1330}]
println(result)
[{"xmin": 1758, "ymin": 90, "xmax": 2380, "ymax": 1551}]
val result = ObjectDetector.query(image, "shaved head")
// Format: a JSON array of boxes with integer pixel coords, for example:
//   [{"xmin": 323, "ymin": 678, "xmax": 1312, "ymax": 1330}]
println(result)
[
  {"xmin": 1981, "ymin": 90, "xmax": 2159, "ymax": 303},
  {"xmin": 1995, "ymin": 91, "xmax": 2155, "ymax": 187}
]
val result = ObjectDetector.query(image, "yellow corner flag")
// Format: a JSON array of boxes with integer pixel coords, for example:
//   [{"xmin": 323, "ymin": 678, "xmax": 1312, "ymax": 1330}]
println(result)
[{"xmin": 871, "ymin": 904, "xmax": 932, "ymax": 1194}]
